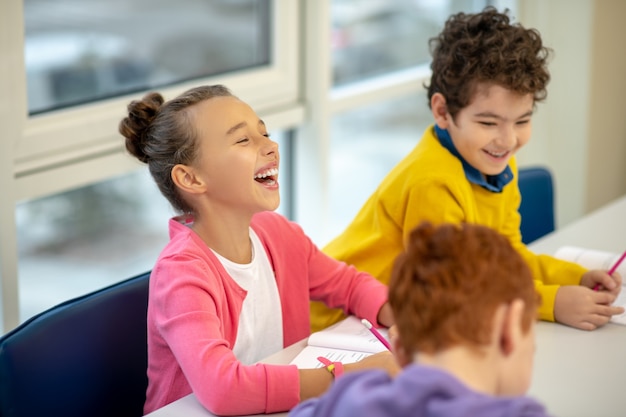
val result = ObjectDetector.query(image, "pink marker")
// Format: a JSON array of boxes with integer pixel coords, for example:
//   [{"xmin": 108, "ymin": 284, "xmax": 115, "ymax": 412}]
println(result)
[
  {"xmin": 361, "ymin": 318, "xmax": 391, "ymax": 351},
  {"xmin": 593, "ymin": 250, "xmax": 626, "ymax": 291}
]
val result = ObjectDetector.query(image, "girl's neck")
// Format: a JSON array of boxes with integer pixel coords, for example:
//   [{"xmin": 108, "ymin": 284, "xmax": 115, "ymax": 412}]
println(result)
[{"xmin": 191, "ymin": 214, "xmax": 253, "ymax": 264}]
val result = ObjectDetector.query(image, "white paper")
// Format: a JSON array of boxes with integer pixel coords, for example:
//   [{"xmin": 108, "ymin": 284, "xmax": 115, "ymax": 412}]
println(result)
[
  {"xmin": 289, "ymin": 316, "xmax": 389, "ymax": 369},
  {"xmin": 289, "ymin": 346, "xmax": 373, "ymax": 368},
  {"xmin": 306, "ymin": 316, "xmax": 389, "ymax": 354}
]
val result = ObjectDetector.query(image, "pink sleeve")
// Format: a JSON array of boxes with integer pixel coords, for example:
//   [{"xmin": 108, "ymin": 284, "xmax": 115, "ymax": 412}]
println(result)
[
  {"xmin": 151, "ymin": 254, "xmax": 301, "ymax": 415},
  {"xmin": 306, "ymin": 242, "xmax": 388, "ymax": 325},
  {"xmin": 255, "ymin": 213, "xmax": 388, "ymax": 329}
]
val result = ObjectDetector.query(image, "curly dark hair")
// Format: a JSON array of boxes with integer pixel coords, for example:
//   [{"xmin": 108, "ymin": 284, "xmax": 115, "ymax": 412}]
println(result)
[
  {"xmin": 425, "ymin": 7, "xmax": 552, "ymax": 118},
  {"xmin": 118, "ymin": 85, "xmax": 234, "ymax": 214}
]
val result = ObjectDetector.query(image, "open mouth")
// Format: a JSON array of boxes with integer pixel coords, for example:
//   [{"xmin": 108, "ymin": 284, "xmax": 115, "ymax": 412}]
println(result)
[
  {"xmin": 254, "ymin": 168, "xmax": 278, "ymax": 185},
  {"xmin": 483, "ymin": 149, "xmax": 509, "ymax": 159}
]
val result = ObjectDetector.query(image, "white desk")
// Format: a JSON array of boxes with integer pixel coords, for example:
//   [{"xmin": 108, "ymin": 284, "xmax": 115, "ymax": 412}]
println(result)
[
  {"xmin": 529, "ymin": 194, "xmax": 626, "ymax": 256},
  {"xmin": 148, "ymin": 195, "xmax": 626, "ymax": 417},
  {"xmin": 526, "ymin": 194, "xmax": 626, "ymax": 417}
]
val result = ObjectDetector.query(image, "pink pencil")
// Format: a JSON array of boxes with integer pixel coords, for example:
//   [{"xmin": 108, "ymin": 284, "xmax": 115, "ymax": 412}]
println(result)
[
  {"xmin": 361, "ymin": 319, "xmax": 391, "ymax": 351},
  {"xmin": 593, "ymin": 250, "xmax": 626, "ymax": 291},
  {"xmin": 608, "ymin": 251, "xmax": 626, "ymax": 275}
]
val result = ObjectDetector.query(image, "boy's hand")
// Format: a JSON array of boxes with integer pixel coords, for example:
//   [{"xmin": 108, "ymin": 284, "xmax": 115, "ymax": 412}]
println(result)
[
  {"xmin": 580, "ymin": 269, "xmax": 622, "ymax": 296},
  {"xmin": 554, "ymin": 285, "xmax": 624, "ymax": 330}
]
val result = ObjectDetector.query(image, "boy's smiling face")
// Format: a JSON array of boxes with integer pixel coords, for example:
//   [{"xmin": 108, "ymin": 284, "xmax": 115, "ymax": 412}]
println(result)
[{"xmin": 432, "ymin": 83, "xmax": 535, "ymax": 176}]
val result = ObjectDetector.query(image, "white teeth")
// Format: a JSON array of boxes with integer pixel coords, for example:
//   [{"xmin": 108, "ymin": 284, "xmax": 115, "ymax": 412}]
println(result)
[
  {"xmin": 254, "ymin": 168, "xmax": 278, "ymax": 179},
  {"xmin": 486, "ymin": 150, "xmax": 507, "ymax": 157}
]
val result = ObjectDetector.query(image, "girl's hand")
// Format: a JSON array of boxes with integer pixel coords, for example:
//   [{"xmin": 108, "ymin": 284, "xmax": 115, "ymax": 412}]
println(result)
[
  {"xmin": 376, "ymin": 302, "xmax": 395, "ymax": 328},
  {"xmin": 344, "ymin": 350, "xmax": 400, "ymax": 377}
]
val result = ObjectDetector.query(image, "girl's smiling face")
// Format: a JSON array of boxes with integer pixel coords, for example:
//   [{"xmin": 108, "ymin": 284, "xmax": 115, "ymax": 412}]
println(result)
[
  {"xmin": 432, "ymin": 83, "xmax": 534, "ymax": 176},
  {"xmin": 188, "ymin": 95, "xmax": 280, "ymax": 215}
]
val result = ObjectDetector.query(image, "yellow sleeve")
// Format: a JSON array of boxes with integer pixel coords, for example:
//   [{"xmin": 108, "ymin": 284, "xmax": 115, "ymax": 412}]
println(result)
[
  {"xmin": 517, "ymin": 246, "xmax": 587, "ymax": 321},
  {"xmin": 496, "ymin": 163, "xmax": 586, "ymax": 321},
  {"xmin": 311, "ymin": 177, "xmax": 467, "ymax": 332}
]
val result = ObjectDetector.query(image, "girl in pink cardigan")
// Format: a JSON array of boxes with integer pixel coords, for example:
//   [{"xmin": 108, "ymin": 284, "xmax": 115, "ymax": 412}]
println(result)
[{"xmin": 119, "ymin": 85, "xmax": 398, "ymax": 416}]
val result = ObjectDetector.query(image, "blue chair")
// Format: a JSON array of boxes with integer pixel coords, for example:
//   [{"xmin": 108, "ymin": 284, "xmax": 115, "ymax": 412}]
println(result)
[
  {"xmin": 517, "ymin": 166, "xmax": 555, "ymax": 244},
  {"xmin": 0, "ymin": 271, "xmax": 150, "ymax": 417}
]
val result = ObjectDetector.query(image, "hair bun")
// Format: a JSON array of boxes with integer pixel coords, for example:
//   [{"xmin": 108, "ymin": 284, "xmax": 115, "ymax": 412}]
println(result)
[{"xmin": 119, "ymin": 92, "xmax": 164, "ymax": 163}]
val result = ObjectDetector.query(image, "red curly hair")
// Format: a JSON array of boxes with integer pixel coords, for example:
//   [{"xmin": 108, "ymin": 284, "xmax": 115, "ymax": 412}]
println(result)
[{"xmin": 389, "ymin": 222, "xmax": 539, "ymax": 356}]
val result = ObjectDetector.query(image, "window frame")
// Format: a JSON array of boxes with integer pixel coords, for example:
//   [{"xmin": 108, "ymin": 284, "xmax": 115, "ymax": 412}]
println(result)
[
  {"xmin": 0, "ymin": 0, "xmax": 303, "ymax": 332},
  {"xmin": 8, "ymin": 0, "xmax": 302, "ymax": 202}
]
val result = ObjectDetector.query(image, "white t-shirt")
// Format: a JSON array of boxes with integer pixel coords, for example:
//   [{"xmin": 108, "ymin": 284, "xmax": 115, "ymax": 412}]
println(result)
[{"xmin": 212, "ymin": 229, "xmax": 284, "ymax": 364}]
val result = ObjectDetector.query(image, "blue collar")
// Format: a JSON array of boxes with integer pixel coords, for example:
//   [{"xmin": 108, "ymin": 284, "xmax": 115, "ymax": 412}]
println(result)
[{"xmin": 434, "ymin": 125, "xmax": 513, "ymax": 193}]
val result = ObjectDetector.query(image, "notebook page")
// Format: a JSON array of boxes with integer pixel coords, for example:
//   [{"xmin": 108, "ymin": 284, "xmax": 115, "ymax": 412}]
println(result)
[
  {"xmin": 306, "ymin": 316, "xmax": 389, "ymax": 354},
  {"xmin": 288, "ymin": 316, "xmax": 390, "ymax": 368}
]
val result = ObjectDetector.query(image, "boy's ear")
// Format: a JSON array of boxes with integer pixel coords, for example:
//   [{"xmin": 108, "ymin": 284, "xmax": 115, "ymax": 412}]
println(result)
[
  {"xmin": 430, "ymin": 93, "xmax": 451, "ymax": 129},
  {"xmin": 171, "ymin": 164, "xmax": 207, "ymax": 195},
  {"xmin": 391, "ymin": 332, "xmax": 411, "ymax": 367},
  {"xmin": 498, "ymin": 299, "xmax": 525, "ymax": 357}
]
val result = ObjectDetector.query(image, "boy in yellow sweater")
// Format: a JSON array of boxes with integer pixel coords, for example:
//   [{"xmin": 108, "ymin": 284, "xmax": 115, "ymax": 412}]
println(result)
[{"xmin": 311, "ymin": 7, "xmax": 623, "ymax": 332}]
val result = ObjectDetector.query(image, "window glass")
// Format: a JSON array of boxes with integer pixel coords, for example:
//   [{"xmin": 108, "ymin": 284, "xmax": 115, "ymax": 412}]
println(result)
[
  {"xmin": 24, "ymin": 0, "xmax": 270, "ymax": 114},
  {"xmin": 326, "ymin": 92, "xmax": 431, "ymax": 244},
  {"xmin": 331, "ymin": 0, "xmax": 483, "ymax": 85},
  {"xmin": 17, "ymin": 169, "xmax": 171, "ymax": 321},
  {"xmin": 17, "ymin": 131, "xmax": 289, "ymax": 322}
]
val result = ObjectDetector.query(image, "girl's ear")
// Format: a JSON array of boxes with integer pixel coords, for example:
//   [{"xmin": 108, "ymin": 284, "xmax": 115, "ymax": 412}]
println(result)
[
  {"xmin": 171, "ymin": 164, "xmax": 207, "ymax": 195},
  {"xmin": 430, "ymin": 93, "xmax": 451, "ymax": 129}
]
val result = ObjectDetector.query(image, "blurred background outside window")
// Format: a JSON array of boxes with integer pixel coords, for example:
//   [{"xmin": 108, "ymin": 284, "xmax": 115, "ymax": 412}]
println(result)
[
  {"xmin": 25, "ymin": 0, "xmax": 270, "ymax": 114},
  {"xmin": 18, "ymin": 0, "xmax": 273, "ymax": 321},
  {"xmin": 328, "ymin": 92, "xmax": 430, "ymax": 238},
  {"xmin": 331, "ymin": 0, "xmax": 462, "ymax": 85},
  {"xmin": 17, "ymin": 0, "xmax": 487, "ymax": 322},
  {"xmin": 326, "ymin": 0, "xmax": 486, "ymax": 244},
  {"xmin": 17, "ymin": 132, "xmax": 289, "ymax": 321}
]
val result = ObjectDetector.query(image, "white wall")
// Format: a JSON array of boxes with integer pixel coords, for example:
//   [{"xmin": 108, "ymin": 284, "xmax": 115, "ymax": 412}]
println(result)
[
  {"xmin": 516, "ymin": 0, "xmax": 626, "ymax": 227},
  {"xmin": 585, "ymin": 0, "xmax": 626, "ymax": 213}
]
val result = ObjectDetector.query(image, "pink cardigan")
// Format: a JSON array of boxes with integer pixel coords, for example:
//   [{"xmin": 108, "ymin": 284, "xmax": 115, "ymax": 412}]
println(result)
[{"xmin": 144, "ymin": 211, "xmax": 388, "ymax": 416}]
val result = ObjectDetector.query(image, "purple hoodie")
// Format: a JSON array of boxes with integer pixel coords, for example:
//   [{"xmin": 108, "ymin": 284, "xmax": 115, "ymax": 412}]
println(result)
[{"xmin": 289, "ymin": 364, "xmax": 551, "ymax": 417}]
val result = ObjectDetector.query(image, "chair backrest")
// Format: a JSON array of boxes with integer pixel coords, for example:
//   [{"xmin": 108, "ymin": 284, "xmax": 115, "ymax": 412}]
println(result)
[
  {"xmin": 518, "ymin": 166, "xmax": 555, "ymax": 244},
  {"xmin": 0, "ymin": 271, "xmax": 150, "ymax": 417}
]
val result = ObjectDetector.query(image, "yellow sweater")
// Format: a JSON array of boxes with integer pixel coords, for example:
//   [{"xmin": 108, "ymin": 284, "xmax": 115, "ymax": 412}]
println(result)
[{"xmin": 311, "ymin": 125, "xmax": 586, "ymax": 331}]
